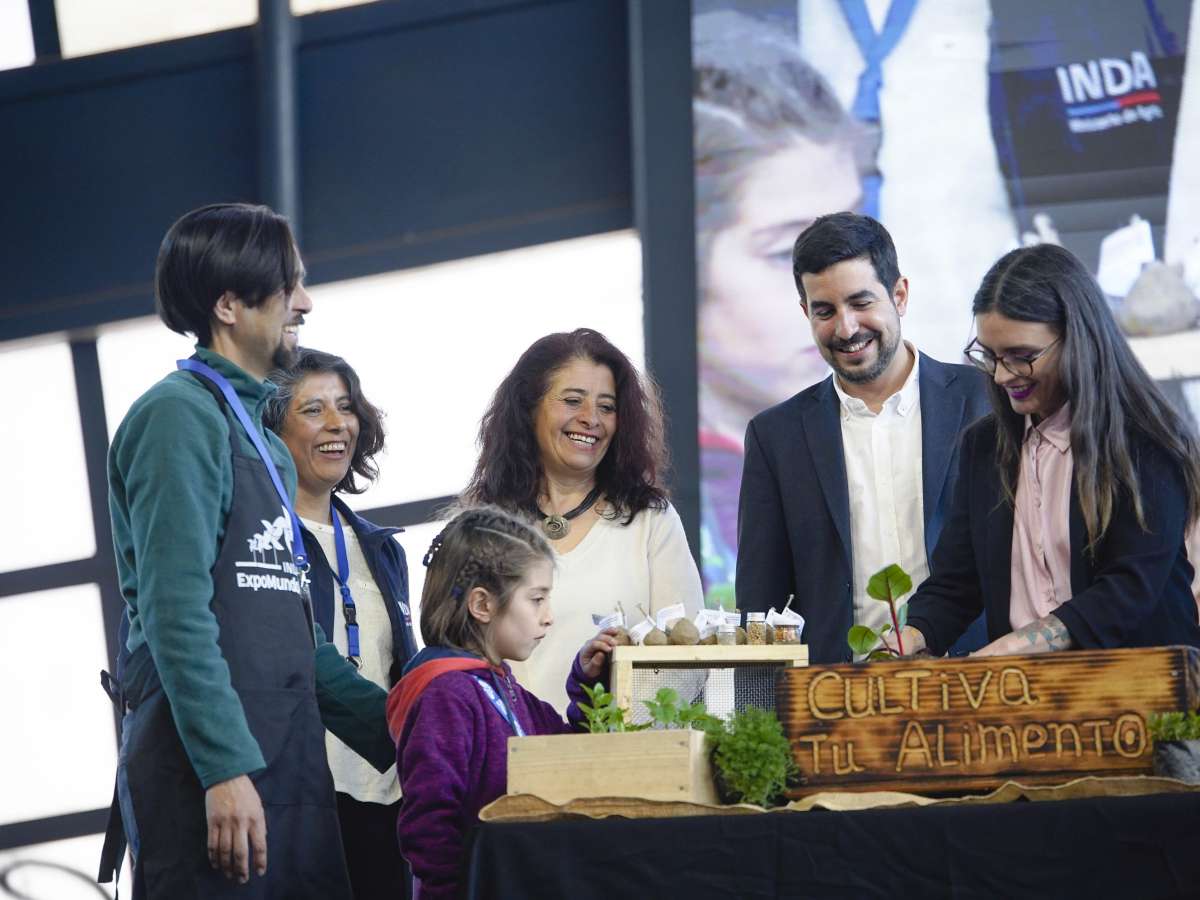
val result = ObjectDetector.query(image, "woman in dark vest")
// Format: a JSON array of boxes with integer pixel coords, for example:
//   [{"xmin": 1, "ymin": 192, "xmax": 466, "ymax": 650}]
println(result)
[
  {"xmin": 266, "ymin": 349, "xmax": 418, "ymax": 900},
  {"xmin": 895, "ymin": 244, "xmax": 1200, "ymax": 657}
]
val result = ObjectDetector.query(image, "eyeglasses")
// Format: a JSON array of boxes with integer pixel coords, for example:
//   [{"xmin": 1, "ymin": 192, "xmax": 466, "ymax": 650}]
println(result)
[{"xmin": 963, "ymin": 337, "xmax": 1060, "ymax": 378}]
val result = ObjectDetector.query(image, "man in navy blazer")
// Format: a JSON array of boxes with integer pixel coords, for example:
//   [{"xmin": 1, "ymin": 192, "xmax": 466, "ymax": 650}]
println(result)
[{"xmin": 736, "ymin": 213, "xmax": 990, "ymax": 664}]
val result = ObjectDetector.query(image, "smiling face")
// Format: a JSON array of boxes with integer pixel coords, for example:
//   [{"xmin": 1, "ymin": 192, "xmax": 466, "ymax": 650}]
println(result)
[
  {"xmin": 280, "ymin": 371, "xmax": 359, "ymax": 499},
  {"xmin": 701, "ymin": 139, "xmax": 862, "ymax": 405},
  {"xmin": 800, "ymin": 255, "xmax": 907, "ymax": 385},
  {"xmin": 485, "ymin": 559, "xmax": 555, "ymax": 662},
  {"xmin": 975, "ymin": 312, "xmax": 1066, "ymax": 420},
  {"xmin": 533, "ymin": 357, "xmax": 617, "ymax": 483},
  {"xmin": 234, "ymin": 279, "xmax": 313, "ymax": 375}
]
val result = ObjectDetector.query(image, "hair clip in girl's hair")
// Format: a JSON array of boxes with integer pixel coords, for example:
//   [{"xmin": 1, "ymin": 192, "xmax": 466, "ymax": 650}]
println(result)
[
  {"xmin": 423, "ymin": 530, "xmax": 448, "ymax": 567},
  {"xmin": 450, "ymin": 585, "xmax": 464, "ymax": 599}
]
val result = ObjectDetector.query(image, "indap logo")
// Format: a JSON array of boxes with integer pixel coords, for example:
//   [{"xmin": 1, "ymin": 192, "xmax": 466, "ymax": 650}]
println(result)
[{"xmin": 1055, "ymin": 50, "xmax": 1163, "ymax": 133}]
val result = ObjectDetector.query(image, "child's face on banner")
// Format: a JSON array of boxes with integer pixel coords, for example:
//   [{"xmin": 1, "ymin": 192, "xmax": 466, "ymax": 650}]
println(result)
[{"xmin": 701, "ymin": 138, "xmax": 862, "ymax": 406}]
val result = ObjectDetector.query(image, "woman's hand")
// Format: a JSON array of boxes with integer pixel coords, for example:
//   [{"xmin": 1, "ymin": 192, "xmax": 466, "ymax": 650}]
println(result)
[
  {"xmin": 577, "ymin": 627, "xmax": 622, "ymax": 679},
  {"xmin": 971, "ymin": 614, "xmax": 1072, "ymax": 657},
  {"xmin": 880, "ymin": 625, "xmax": 928, "ymax": 658}
]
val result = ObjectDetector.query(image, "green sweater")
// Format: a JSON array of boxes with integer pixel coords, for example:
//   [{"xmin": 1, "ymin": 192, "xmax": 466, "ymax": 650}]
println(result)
[{"xmin": 108, "ymin": 347, "xmax": 393, "ymax": 788}]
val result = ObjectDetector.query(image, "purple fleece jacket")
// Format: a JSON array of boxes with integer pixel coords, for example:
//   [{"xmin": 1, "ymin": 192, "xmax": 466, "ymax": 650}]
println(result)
[{"xmin": 394, "ymin": 649, "xmax": 594, "ymax": 900}]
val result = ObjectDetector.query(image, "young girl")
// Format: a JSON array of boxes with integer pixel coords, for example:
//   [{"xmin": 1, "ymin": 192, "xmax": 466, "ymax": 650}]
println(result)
[
  {"xmin": 386, "ymin": 507, "xmax": 619, "ymax": 899},
  {"xmin": 898, "ymin": 243, "xmax": 1200, "ymax": 657}
]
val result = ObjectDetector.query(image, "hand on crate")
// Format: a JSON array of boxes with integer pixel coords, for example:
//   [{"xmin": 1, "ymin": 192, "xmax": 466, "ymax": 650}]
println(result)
[{"xmin": 578, "ymin": 627, "xmax": 623, "ymax": 679}]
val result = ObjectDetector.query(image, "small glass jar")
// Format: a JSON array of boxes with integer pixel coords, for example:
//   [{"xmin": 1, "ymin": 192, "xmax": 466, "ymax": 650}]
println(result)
[
  {"xmin": 773, "ymin": 624, "xmax": 800, "ymax": 645},
  {"xmin": 745, "ymin": 612, "xmax": 768, "ymax": 646},
  {"xmin": 716, "ymin": 623, "xmax": 737, "ymax": 646}
]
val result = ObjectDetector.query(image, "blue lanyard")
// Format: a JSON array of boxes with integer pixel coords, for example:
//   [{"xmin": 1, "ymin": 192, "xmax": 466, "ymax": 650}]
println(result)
[
  {"xmin": 836, "ymin": 0, "xmax": 918, "ymax": 217},
  {"xmin": 330, "ymin": 502, "xmax": 361, "ymax": 666},
  {"xmin": 176, "ymin": 359, "xmax": 308, "ymax": 573},
  {"xmin": 472, "ymin": 674, "xmax": 526, "ymax": 737}
]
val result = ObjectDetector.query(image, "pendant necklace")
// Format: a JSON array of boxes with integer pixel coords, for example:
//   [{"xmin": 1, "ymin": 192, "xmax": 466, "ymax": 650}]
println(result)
[{"xmin": 535, "ymin": 486, "xmax": 602, "ymax": 540}]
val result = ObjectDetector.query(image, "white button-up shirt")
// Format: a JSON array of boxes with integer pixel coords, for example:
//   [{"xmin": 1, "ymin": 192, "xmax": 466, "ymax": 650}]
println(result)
[{"xmin": 833, "ymin": 344, "xmax": 928, "ymax": 645}]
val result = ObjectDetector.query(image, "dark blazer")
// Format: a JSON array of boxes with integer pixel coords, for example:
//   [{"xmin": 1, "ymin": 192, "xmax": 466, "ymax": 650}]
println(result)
[
  {"xmin": 736, "ymin": 353, "xmax": 991, "ymax": 664},
  {"xmin": 907, "ymin": 415, "xmax": 1200, "ymax": 655},
  {"xmin": 301, "ymin": 495, "xmax": 419, "ymax": 687}
]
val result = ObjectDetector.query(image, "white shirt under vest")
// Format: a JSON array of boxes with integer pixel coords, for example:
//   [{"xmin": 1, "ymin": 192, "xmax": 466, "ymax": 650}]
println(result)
[{"xmin": 832, "ymin": 343, "xmax": 928, "ymax": 648}]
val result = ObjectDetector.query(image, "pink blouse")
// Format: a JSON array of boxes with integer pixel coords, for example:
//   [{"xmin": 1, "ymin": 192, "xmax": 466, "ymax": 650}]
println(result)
[{"xmin": 1009, "ymin": 404, "xmax": 1074, "ymax": 631}]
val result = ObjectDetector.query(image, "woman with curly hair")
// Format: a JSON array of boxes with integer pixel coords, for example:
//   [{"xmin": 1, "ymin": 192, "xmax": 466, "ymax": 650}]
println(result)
[
  {"xmin": 461, "ymin": 328, "xmax": 703, "ymax": 711},
  {"xmin": 266, "ymin": 348, "xmax": 418, "ymax": 900}
]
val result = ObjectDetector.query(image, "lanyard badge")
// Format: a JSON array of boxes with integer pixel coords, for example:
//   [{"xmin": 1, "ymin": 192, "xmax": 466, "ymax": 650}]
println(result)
[{"xmin": 330, "ymin": 502, "xmax": 362, "ymax": 668}]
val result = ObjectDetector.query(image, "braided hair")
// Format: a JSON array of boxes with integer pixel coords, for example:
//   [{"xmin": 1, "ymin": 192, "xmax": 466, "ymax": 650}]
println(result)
[{"xmin": 420, "ymin": 506, "xmax": 554, "ymax": 662}]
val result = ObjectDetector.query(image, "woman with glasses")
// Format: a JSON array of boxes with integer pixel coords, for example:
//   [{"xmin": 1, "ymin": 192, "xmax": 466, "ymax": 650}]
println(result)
[{"xmin": 892, "ymin": 243, "xmax": 1200, "ymax": 657}]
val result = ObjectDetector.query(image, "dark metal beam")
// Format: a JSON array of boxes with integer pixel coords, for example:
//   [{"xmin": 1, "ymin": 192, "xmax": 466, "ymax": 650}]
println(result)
[
  {"xmin": 627, "ymin": 0, "xmax": 700, "ymax": 560},
  {"xmin": 360, "ymin": 496, "xmax": 459, "ymax": 531},
  {"xmin": 26, "ymin": 0, "xmax": 61, "ymax": 60},
  {"xmin": 0, "ymin": 808, "xmax": 109, "ymax": 852},
  {"xmin": 70, "ymin": 339, "xmax": 125, "ymax": 682},
  {"xmin": 257, "ymin": 0, "xmax": 300, "ymax": 234}
]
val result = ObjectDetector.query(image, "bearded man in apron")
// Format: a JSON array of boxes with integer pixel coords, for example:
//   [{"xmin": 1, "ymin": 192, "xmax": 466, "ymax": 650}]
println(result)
[{"xmin": 98, "ymin": 203, "xmax": 395, "ymax": 898}]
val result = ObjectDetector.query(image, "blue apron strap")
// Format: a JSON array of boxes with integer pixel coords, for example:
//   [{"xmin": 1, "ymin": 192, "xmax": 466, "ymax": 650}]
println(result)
[
  {"xmin": 837, "ymin": 0, "xmax": 919, "ymax": 217},
  {"xmin": 177, "ymin": 359, "xmax": 308, "ymax": 571},
  {"xmin": 331, "ymin": 502, "xmax": 361, "ymax": 666},
  {"xmin": 471, "ymin": 674, "xmax": 526, "ymax": 737}
]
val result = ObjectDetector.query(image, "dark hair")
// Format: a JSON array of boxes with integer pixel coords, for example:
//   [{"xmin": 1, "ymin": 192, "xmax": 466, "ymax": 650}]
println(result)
[
  {"xmin": 693, "ymin": 11, "xmax": 866, "ymax": 285},
  {"xmin": 974, "ymin": 244, "xmax": 1200, "ymax": 549},
  {"xmin": 263, "ymin": 348, "xmax": 385, "ymax": 494},
  {"xmin": 420, "ymin": 506, "xmax": 553, "ymax": 664},
  {"xmin": 791, "ymin": 212, "xmax": 901, "ymax": 304},
  {"xmin": 462, "ymin": 328, "xmax": 669, "ymax": 523},
  {"xmin": 155, "ymin": 203, "xmax": 303, "ymax": 346}
]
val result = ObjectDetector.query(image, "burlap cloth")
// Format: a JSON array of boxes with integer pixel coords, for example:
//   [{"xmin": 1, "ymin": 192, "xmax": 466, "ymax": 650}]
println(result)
[{"xmin": 479, "ymin": 775, "xmax": 1200, "ymax": 823}]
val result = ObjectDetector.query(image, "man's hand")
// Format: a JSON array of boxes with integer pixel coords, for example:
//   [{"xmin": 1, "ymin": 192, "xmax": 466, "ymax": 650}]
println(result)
[
  {"xmin": 881, "ymin": 625, "xmax": 928, "ymax": 658},
  {"xmin": 577, "ymin": 627, "xmax": 622, "ymax": 679},
  {"xmin": 205, "ymin": 774, "xmax": 267, "ymax": 883}
]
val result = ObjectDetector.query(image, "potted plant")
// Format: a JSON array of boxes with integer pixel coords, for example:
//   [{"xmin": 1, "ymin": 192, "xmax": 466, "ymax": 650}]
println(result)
[
  {"xmin": 708, "ymin": 706, "xmax": 799, "ymax": 807},
  {"xmin": 1148, "ymin": 711, "xmax": 1200, "ymax": 783}
]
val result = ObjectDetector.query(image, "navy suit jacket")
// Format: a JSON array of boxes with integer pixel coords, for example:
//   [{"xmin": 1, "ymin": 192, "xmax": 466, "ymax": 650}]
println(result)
[
  {"xmin": 907, "ymin": 415, "xmax": 1200, "ymax": 654},
  {"xmin": 735, "ymin": 353, "xmax": 990, "ymax": 664}
]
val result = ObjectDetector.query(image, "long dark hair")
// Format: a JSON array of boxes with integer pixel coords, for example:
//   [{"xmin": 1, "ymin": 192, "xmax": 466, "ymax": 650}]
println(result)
[
  {"xmin": 974, "ymin": 244, "xmax": 1200, "ymax": 550},
  {"xmin": 264, "ymin": 348, "xmax": 386, "ymax": 494},
  {"xmin": 462, "ymin": 328, "xmax": 669, "ymax": 523}
]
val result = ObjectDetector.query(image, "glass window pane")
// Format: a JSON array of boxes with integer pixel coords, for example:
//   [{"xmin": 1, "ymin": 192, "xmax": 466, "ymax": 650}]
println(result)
[
  {"xmin": 0, "ymin": 833, "xmax": 122, "ymax": 899},
  {"xmin": 304, "ymin": 231, "xmax": 645, "ymax": 512},
  {"xmin": 0, "ymin": 0, "xmax": 35, "ymax": 71},
  {"xmin": 0, "ymin": 585, "xmax": 117, "ymax": 825},
  {"xmin": 392, "ymin": 520, "xmax": 447, "ymax": 650},
  {"xmin": 96, "ymin": 319, "xmax": 196, "ymax": 444},
  {"xmin": 0, "ymin": 339, "xmax": 95, "ymax": 573},
  {"xmin": 54, "ymin": 0, "xmax": 256, "ymax": 58}
]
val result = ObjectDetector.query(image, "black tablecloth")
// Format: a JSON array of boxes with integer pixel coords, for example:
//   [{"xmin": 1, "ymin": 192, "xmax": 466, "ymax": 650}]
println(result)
[{"xmin": 466, "ymin": 793, "xmax": 1200, "ymax": 898}]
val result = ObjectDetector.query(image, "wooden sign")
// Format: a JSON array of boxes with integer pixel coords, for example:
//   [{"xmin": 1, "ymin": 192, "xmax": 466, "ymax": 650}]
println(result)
[{"xmin": 776, "ymin": 646, "xmax": 1200, "ymax": 796}]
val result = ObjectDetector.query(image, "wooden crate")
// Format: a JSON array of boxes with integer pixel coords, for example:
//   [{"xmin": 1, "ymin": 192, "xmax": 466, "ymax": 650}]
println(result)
[
  {"xmin": 777, "ymin": 645, "xmax": 1200, "ymax": 796},
  {"xmin": 507, "ymin": 729, "xmax": 717, "ymax": 804},
  {"xmin": 610, "ymin": 645, "xmax": 809, "ymax": 723}
]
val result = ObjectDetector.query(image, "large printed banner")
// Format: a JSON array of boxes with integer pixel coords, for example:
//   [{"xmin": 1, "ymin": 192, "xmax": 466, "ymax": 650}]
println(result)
[{"xmin": 693, "ymin": 0, "xmax": 1200, "ymax": 603}]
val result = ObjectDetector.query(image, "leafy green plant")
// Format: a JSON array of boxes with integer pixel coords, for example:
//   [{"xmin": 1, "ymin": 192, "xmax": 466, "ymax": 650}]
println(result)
[
  {"xmin": 642, "ymin": 687, "xmax": 723, "ymax": 733},
  {"xmin": 846, "ymin": 563, "xmax": 913, "ymax": 660},
  {"xmin": 709, "ymin": 706, "xmax": 798, "ymax": 807},
  {"xmin": 578, "ymin": 683, "xmax": 647, "ymax": 733},
  {"xmin": 1148, "ymin": 711, "xmax": 1200, "ymax": 742}
]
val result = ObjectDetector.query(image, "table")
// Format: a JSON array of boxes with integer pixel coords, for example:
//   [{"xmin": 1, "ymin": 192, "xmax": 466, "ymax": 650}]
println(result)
[{"xmin": 466, "ymin": 792, "xmax": 1200, "ymax": 898}]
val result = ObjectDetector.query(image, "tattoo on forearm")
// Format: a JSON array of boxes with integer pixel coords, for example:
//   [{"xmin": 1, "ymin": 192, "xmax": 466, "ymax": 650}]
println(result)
[{"xmin": 1014, "ymin": 614, "xmax": 1072, "ymax": 652}]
